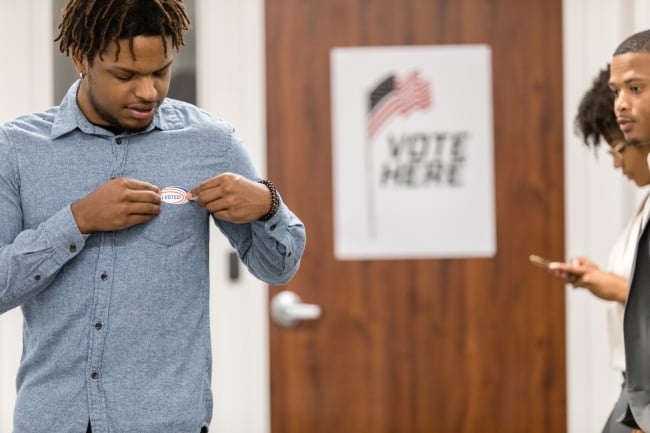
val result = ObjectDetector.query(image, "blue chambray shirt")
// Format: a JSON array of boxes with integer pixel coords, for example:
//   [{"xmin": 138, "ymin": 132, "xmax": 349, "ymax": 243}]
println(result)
[{"xmin": 0, "ymin": 81, "xmax": 306, "ymax": 433}]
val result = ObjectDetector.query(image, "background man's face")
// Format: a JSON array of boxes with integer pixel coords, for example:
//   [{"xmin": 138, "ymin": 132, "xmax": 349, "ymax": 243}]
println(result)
[{"xmin": 610, "ymin": 51, "xmax": 650, "ymax": 146}]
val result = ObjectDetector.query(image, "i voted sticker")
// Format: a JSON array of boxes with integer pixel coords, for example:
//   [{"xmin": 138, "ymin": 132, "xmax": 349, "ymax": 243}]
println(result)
[{"xmin": 161, "ymin": 186, "xmax": 191, "ymax": 204}]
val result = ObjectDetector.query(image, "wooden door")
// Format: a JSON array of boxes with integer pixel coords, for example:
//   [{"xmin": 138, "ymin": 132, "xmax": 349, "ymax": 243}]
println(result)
[{"xmin": 266, "ymin": 1, "xmax": 566, "ymax": 432}]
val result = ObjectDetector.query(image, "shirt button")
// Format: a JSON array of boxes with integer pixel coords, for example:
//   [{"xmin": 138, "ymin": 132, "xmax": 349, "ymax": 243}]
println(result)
[
  {"xmin": 95, "ymin": 323, "xmax": 103, "ymax": 331},
  {"xmin": 100, "ymin": 273, "xmax": 108, "ymax": 281},
  {"xmin": 34, "ymin": 275, "xmax": 41, "ymax": 281},
  {"xmin": 115, "ymin": 138, "xmax": 122, "ymax": 144},
  {"xmin": 91, "ymin": 372, "xmax": 99, "ymax": 380},
  {"xmin": 69, "ymin": 244, "xmax": 77, "ymax": 253}
]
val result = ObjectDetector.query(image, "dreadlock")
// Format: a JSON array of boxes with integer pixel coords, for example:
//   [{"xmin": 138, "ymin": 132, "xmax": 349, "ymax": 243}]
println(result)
[
  {"xmin": 55, "ymin": 0, "xmax": 191, "ymax": 63},
  {"xmin": 574, "ymin": 65, "xmax": 619, "ymax": 148}
]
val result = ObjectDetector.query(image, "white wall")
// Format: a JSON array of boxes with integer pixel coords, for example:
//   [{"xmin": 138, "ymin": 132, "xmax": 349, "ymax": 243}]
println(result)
[{"xmin": 196, "ymin": 1, "xmax": 269, "ymax": 433}]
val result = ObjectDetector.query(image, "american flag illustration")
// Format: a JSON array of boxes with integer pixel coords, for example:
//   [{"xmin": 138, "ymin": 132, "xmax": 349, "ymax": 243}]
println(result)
[{"xmin": 367, "ymin": 70, "xmax": 432, "ymax": 139}]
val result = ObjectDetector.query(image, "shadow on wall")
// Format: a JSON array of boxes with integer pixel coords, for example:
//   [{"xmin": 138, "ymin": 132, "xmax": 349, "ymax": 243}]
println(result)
[{"xmin": 167, "ymin": 68, "xmax": 197, "ymax": 104}]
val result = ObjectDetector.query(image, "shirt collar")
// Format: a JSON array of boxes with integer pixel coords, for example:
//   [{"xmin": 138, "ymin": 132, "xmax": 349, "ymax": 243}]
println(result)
[{"xmin": 50, "ymin": 80, "xmax": 184, "ymax": 139}]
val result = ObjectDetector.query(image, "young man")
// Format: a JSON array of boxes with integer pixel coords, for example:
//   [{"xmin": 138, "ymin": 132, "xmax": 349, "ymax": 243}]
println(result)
[
  {"xmin": 0, "ymin": 1, "xmax": 306, "ymax": 432},
  {"xmin": 550, "ymin": 65, "xmax": 645, "ymax": 433},
  {"xmin": 609, "ymin": 29, "xmax": 650, "ymax": 433}
]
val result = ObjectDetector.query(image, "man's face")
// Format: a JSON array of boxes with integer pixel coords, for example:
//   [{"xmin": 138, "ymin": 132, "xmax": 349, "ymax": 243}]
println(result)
[
  {"xmin": 74, "ymin": 36, "xmax": 174, "ymax": 132},
  {"xmin": 610, "ymin": 51, "xmax": 650, "ymax": 146}
]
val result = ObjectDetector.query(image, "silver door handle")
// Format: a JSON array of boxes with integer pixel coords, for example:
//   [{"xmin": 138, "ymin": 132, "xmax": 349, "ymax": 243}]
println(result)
[{"xmin": 271, "ymin": 290, "xmax": 322, "ymax": 327}]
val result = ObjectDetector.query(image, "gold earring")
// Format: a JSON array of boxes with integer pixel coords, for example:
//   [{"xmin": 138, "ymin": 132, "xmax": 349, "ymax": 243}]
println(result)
[{"xmin": 79, "ymin": 72, "xmax": 85, "ymax": 79}]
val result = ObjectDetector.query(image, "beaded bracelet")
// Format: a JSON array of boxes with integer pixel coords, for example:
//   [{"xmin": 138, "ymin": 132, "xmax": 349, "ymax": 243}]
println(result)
[{"xmin": 258, "ymin": 179, "xmax": 280, "ymax": 221}]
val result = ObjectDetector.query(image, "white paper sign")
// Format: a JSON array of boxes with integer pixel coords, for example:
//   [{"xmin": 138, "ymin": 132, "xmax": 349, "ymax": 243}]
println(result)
[{"xmin": 330, "ymin": 45, "xmax": 496, "ymax": 259}]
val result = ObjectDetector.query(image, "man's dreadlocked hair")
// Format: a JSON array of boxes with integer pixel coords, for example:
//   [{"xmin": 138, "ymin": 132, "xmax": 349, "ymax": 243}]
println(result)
[
  {"xmin": 574, "ymin": 65, "xmax": 619, "ymax": 148},
  {"xmin": 55, "ymin": 0, "xmax": 191, "ymax": 63}
]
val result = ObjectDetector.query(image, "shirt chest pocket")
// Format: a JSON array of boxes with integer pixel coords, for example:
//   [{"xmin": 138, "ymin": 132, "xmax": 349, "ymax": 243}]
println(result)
[{"xmin": 142, "ymin": 203, "xmax": 204, "ymax": 246}]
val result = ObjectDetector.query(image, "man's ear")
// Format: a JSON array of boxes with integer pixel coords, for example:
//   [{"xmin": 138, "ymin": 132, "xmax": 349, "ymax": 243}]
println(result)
[{"xmin": 71, "ymin": 52, "xmax": 87, "ymax": 77}]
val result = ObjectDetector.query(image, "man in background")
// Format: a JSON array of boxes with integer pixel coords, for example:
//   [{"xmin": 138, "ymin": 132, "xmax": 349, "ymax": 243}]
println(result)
[
  {"xmin": 550, "ymin": 64, "xmax": 649, "ymax": 433},
  {"xmin": 609, "ymin": 28, "xmax": 650, "ymax": 433}
]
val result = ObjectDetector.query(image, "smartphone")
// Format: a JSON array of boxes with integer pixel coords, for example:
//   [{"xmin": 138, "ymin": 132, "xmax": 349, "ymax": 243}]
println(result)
[{"xmin": 529, "ymin": 254, "xmax": 551, "ymax": 269}]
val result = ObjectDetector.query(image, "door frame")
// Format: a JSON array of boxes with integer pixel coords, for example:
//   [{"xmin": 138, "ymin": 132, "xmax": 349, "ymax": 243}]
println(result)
[{"xmin": 196, "ymin": 1, "xmax": 270, "ymax": 433}]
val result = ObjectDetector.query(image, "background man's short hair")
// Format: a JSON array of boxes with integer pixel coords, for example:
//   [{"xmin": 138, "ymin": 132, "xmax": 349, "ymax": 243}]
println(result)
[{"xmin": 614, "ymin": 29, "xmax": 650, "ymax": 56}]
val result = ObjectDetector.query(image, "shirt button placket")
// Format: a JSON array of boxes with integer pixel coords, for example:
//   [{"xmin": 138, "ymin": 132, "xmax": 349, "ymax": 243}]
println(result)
[
  {"xmin": 90, "ymin": 272, "xmax": 109, "ymax": 387},
  {"xmin": 89, "ymin": 231, "xmax": 115, "ymax": 424}
]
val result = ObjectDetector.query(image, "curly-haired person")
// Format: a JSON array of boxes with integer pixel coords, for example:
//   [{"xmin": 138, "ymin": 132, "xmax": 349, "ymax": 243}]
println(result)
[{"xmin": 0, "ymin": 1, "xmax": 306, "ymax": 432}]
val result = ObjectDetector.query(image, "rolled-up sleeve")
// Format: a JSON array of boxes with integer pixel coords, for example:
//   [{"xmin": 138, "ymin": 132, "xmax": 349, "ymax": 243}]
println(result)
[{"xmin": 216, "ymin": 202, "xmax": 306, "ymax": 285}]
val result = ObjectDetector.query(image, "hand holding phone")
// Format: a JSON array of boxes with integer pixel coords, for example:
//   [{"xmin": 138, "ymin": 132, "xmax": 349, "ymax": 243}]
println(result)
[
  {"xmin": 530, "ymin": 255, "xmax": 624, "ymax": 300},
  {"xmin": 530, "ymin": 253, "xmax": 587, "ymax": 286}
]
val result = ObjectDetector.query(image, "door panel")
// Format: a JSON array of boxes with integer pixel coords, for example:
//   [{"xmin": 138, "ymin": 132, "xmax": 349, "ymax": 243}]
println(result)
[{"xmin": 266, "ymin": 1, "xmax": 565, "ymax": 432}]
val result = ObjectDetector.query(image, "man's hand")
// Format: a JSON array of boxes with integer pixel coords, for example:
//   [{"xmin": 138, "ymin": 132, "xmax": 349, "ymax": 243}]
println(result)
[
  {"xmin": 189, "ymin": 173, "xmax": 271, "ymax": 223},
  {"xmin": 71, "ymin": 177, "xmax": 161, "ymax": 233}
]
